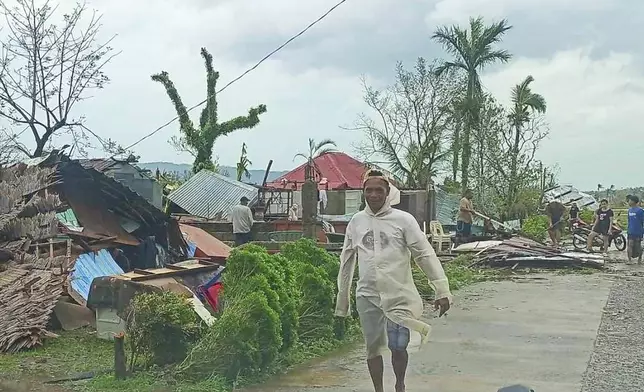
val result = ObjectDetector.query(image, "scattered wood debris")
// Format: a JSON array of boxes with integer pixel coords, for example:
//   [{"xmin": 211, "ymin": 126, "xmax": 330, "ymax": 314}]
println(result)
[
  {"xmin": 0, "ymin": 268, "xmax": 65, "ymax": 353},
  {"xmin": 455, "ymin": 236, "xmax": 605, "ymax": 270}
]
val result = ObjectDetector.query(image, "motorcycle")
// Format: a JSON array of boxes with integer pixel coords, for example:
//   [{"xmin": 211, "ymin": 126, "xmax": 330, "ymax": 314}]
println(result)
[{"xmin": 571, "ymin": 219, "xmax": 626, "ymax": 252}]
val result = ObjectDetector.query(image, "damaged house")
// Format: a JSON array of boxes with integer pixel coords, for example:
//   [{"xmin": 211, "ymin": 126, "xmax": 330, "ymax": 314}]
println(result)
[{"xmin": 0, "ymin": 152, "xmax": 190, "ymax": 353}]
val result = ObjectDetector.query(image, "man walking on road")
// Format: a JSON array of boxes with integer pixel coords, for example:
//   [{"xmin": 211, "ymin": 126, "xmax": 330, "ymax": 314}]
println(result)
[
  {"xmin": 231, "ymin": 196, "xmax": 254, "ymax": 246},
  {"xmin": 457, "ymin": 189, "xmax": 475, "ymax": 243},
  {"xmin": 335, "ymin": 169, "xmax": 451, "ymax": 392},
  {"xmin": 627, "ymin": 195, "xmax": 644, "ymax": 264}
]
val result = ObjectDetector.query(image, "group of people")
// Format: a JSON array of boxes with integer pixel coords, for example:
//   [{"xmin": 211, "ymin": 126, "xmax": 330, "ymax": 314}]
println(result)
[{"xmin": 545, "ymin": 195, "xmax": 644, "ymax": 263}]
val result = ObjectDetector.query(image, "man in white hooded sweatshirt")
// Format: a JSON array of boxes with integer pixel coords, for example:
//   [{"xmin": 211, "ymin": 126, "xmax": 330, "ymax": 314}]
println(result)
[{"xmin": 335, "ymin": 170, "xmax": 452, "ymax": 392}]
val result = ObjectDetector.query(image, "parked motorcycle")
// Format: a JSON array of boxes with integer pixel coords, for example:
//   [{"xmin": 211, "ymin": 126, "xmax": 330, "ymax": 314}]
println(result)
[{"xmin": 571, "ymin": 220, "xmax": 626, "ymax": 251}]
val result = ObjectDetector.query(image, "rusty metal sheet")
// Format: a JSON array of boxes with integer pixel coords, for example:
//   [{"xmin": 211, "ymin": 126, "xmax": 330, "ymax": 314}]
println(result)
[
  {"xmin": 65, "ymin": 193, "xmax": 139, "ymax": 246},
  {"xmin": 179, "ymin": 223, "xmax": 230, "ymax": 260}
]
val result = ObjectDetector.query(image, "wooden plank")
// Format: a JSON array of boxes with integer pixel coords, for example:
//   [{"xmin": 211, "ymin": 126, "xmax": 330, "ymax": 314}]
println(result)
[
  {"xmin": 133, "ymin": 269, "xmax": 154, "ymax": 275},
  {"xmin": 129, "ymin": 264, "xmax": 220, "ymax": 282},
  {"xmin": 165, "ymin": 264, "xmax": 187, "ymax": 271}
]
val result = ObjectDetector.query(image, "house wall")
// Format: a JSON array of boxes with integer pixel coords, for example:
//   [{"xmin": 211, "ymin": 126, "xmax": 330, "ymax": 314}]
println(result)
[
  {"xmin": 106, "ymin": 164, "xmax": 163, "ymax": 209},
  {"xmin": 397, "ymin": 190, "xmax": 428, "ymax": 228},
  {"xmin": 290, "ymin": 189, "xmax": 360, "ymax": 217}
]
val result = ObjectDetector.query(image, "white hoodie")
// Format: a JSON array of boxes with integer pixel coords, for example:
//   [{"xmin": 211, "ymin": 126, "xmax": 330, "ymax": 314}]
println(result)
[{"xmin": 335, "ymin": 191, "xmax": 451, "ymax": 348}]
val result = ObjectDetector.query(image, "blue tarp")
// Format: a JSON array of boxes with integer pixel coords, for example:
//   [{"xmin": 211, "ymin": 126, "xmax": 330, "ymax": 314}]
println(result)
[
  {"xmin": 70, "ymin": 249, "xmax": 124, "ymax": 301},
  {"xmin": 187, "ymin": 241, "xmax": 197, "ymax": 258}
]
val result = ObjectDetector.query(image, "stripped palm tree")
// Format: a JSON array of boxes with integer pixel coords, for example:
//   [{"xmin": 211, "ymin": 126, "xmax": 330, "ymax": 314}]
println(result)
[
  {"xmin": 432, "ymin": 17, "xmax": 512, "ymax": 192},
  {"xmin": 294, "ymin": 138, "xmax": 337, "ymax": 180},
  {"xmin": 236, "ymin": 143, "xmax": 252, "ymax": 181},
  {"xmin": 507, "ymin": 75, "xmax": 547, "ymax": 208}
]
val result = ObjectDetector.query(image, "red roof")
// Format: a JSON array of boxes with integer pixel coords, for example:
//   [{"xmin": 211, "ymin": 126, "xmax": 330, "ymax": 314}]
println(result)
[{"xmin": 267, "ymin": 152, "xmax": 367, "ymax": 190}]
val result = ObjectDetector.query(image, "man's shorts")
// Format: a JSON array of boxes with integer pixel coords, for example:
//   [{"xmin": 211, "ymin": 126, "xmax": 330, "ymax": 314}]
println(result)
[
  {"xmin": 456, "ymin": 221, "xmax": 472, "ymax": 237},
  {"xmin": 592, "ymin": 226, "xmax": 610, "ymax": 236},
  {"xmin": 549, "ymin": 216, "xmax": 564, "ymax": 232},
  {"xmin": 234, "ymin": 232, "xmax": 252, "ymax": 246},
  {"xmin": 628, "ymin": 235, "xmax": 642, "ymax": 257},
  {"xmin": 356, "ymin": 296, "xmax": 410, "ymax": 359}
]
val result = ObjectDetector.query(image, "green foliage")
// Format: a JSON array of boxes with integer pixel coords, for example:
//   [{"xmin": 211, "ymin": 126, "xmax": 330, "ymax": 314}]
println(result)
[
  {"xmin": 613, "ymin": 208, "xmax": 627, "ymax": 229},
  {"xmin": 126, "ymin": 291, "xmax": 201, "ymax": 369},
  {"xmin": 281, "ymin": 238, "xmax": 340, "ymax": 282},
  {"xmin": 152, "ymin": 48, "xmax": 267, "ymax": 173},
  {"xmin": 579, "ymin": 209, "xmax": 594, "ymax": 224},
  {"xmin": 432, "ymin": 16, "xmax": 512, "ymax": 192},
  {"xmin": 413, "ymin": 254, "xmax": 487, "ymax": 299},
  {"xmin": 177, "ymin": 239, "xmax": 354, "ymax": 383},
  {"xmin": 236, "ymin": 143, "xmax": 252, "ymax": 181},
  {"xmin": 520, "ymin": 215, "xmax": 550, "ymax": 242}
]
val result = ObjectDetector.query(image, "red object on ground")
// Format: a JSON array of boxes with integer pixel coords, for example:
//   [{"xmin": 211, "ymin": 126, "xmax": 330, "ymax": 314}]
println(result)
[
  {"xmin": 266, "ymin": 152, "xmax": 367, "ymax": 190},
  {"xmin": 179, "ymin": 223, "xmax": 231, "ymax": 260},
  {"xmin": 200, "ymin": 282, "xmax": 222, "ymax": 311}
]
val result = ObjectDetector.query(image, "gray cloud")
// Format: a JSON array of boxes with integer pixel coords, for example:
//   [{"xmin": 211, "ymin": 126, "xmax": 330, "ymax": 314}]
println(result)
[{"xmin": 2, "ymin": 0, "xmax": 642, "ymax": 191}]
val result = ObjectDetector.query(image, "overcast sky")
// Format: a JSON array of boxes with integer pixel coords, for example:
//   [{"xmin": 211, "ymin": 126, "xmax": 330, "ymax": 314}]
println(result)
[{"xmin": 7, "ymin": 0, "xmax": 644, "ymax": 190}]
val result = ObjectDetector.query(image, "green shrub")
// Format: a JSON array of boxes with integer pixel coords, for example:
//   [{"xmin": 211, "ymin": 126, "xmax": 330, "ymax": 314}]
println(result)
[
  {"xmin": 220, "ymin": 247, "xmax": 293, "ymax": 352},
  {"xmin": 292, "ymin": 262, "xmax": 335, "ymax": 341},
  {"xmin": 521, "ymin": 215, "xmax": 550, "ymax": 242},
  {"xmin": 126, "ymin": 291, "xmax": 201, "ymax": 369},
  {"xmin": 177, "ymin": 291, "xmax": 280, "ymax": 380},
  {"xmin": 413, "ymin": 254, "xmax": 479, "ymax": 298},
  {"xmin": 281, "ymin": 239, "xmax": 349, "ymax": 341},
  {"xmin": 176, "ymin": 239, "xmax": 356, "ymax": 383},
  {"xmin": 580, "ymin": 209, "xmax": 594, "ymax": 224}
]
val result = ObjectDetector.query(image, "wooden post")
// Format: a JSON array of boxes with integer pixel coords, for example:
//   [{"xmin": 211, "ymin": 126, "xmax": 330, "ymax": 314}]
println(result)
[
  {"xmin": 426, "ymin": 180, "xmax": 436, "ymax": 223},
  {"xmin": 301, "ymin": 179, "xmax": 318, "ymax": 239},
  {"xmin": 114, "ymin": 332, "xmax": 127, "ymax": 380}
]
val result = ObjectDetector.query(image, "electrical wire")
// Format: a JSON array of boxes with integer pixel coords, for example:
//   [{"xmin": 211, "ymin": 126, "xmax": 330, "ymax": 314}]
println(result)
[{"xmin": 122, "ymin": 0, "xmax": 349, "ymax": 152}]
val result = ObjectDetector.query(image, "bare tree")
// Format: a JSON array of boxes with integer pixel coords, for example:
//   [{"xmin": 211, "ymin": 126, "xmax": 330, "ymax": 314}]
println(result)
[
  {"xmin": 0, "ymin": 0, "xmax": 119, "ymax": 158},
  {"xmin": 348, "ymin": 58, "xmax": 464, "ymax": 188},
  {"xmin": 484, "ymin": 114, "xmax": 549, "ymax": 219}
]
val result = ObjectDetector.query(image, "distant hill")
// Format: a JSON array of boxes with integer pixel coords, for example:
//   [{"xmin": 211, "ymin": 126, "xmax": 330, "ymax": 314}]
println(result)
[{"xmin": 138, "ymin": 162, "xmax": 288, "ymax": 185}]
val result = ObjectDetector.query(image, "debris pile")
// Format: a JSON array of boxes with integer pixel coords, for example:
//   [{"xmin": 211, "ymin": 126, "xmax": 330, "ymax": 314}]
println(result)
[
  {"xmin": 0, "ymin": 268, "xmax": 65, "ymax": 353},
  {"xmin": 0, "ymin": 153, "xmax": 227, "ymax": 353},
  {"xmin": 455, "ymin": 236, "xmax": 605, "ymax": 270}
]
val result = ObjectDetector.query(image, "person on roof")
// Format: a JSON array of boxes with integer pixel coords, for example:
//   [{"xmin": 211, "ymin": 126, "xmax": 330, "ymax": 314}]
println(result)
[
  {"xmin": 335, "ymin": 169, "xmax": 451, "ymax": 392},
  {"xmin": 231, "ymin": 196, "xmax": 254, "ymax": 246}
]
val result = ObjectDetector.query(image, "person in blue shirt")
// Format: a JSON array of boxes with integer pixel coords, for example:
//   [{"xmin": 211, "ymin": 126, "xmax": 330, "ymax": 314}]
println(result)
[{"xmin": 626, "ymin": 195, "xmax": 644, "ymax": 264}]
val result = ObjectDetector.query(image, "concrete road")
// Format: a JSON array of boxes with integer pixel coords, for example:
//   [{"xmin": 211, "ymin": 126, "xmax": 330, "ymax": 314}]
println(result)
[{"xmin": 246, "ymin": 274, "xmax": 613, "ymax": 392}]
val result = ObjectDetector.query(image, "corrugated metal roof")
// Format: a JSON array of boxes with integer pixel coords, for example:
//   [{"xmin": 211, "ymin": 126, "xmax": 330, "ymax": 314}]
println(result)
[
  {"xmin": 78, "ymin": 158, "xmax": 118, "ymax": 173},
  {"xmin": 70, "ymin": 249, "xmax": 124, "ymax": 301},
  {"xmin": 544, "ymin": 185, "xmax": 598, "ymax": 209},
  {"xmin": 435, "ymin": 188, "xmax": 460, "ymax": 225},
  {"xmin": 168, "ymin": 170, "xmax": 258, "ymax": 220}
]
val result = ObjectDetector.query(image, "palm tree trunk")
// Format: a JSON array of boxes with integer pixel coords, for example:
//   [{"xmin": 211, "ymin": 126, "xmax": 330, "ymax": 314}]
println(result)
[
  {"xmin": 460, "ymin": 77, "xmax": 476, "ymax": 194},
  {"xmin": 451, "ymin": 121, "xmax": 461, "ymax": 182},
  {"xmin": 507, "ymin": 123, "xmax": 521, "ymax": 216}
]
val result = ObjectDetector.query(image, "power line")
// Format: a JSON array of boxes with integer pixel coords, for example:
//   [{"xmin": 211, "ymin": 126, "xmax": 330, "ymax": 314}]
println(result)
[{"xmin": 123, "ymin": 0, "xmax": 349, "ymax": 152}]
